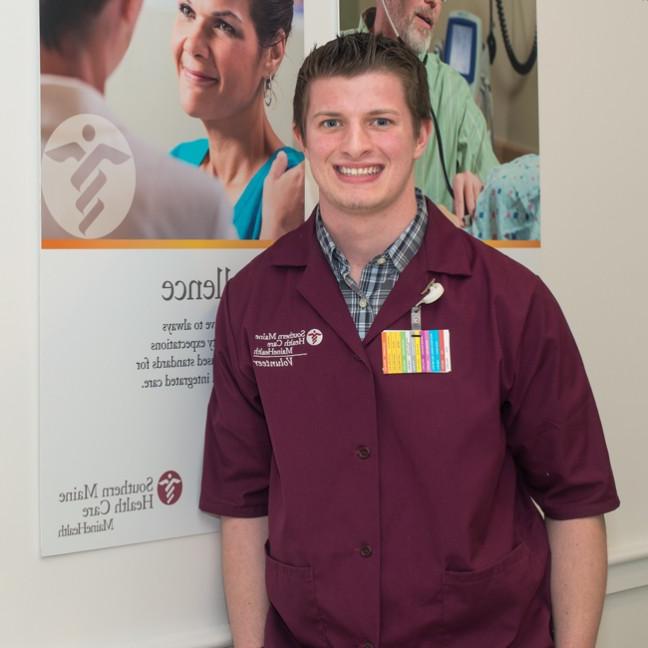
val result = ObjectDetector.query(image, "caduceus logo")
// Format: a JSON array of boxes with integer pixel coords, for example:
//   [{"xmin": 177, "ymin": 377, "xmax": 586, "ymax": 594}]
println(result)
[
  {"xmin": 306, "ymin": 328, "xmax": 323, "ymax": 346},
  {"xmin": 157, "ymin": 471, "xmax": 183, "ymax": 506},
  {"xmin": 41, "ymin": 113, "xmax": 136, "ymax": 239}
]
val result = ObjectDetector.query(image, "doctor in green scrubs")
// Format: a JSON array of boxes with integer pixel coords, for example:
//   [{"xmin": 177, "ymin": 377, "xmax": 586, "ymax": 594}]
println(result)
[{"xmin": 355, "ymin": 0, "xmax": 499, "ymax": 221}]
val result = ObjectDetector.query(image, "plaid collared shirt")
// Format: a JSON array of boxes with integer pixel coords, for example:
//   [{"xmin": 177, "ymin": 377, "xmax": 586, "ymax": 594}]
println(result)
[{"xmin": 316, "ymin": 189, "xmax": 428, "ymax": 340}]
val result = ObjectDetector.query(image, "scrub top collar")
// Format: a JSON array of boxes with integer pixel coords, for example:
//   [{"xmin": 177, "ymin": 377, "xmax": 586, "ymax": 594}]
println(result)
[
  {"xmin": 270, "ymin": 194, "xmax": 474, "ymax": 279},
  {"xmin": 270, "ymin": 194, "xmax": 472, "ymax": 357}
]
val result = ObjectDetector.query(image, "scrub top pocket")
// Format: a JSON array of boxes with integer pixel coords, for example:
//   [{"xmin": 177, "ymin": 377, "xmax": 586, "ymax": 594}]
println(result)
[
  {"xmin": 265, "ymin": 545, "xmax": 329, "ymax": 647},
  {"xmin": 441, "ymin": 542, "xmax": 542, "ymax": 647}
]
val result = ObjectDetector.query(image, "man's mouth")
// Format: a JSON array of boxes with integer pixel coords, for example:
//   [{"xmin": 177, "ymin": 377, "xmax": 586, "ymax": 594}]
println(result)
[
  {"xmin": 415, "ymin": 12, "xmax": 433, "ymax": 28},
  {"xmin": 335, "ymin": 165, "xmax": 383, "ymax": 177}
]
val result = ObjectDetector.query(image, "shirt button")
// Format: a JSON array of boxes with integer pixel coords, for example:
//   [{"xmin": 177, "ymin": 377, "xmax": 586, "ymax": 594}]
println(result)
[
  {"xmin": 359, "ymin": 544, "xmax": 373, "ymax": 558},
  {"xmin": 358, "ymin": 298, "xmax": 368, "ymax": 309},
  {"xmin": 356, "ymin": 445, "xmax": 371, "ymax": 460},
  {"xmin": 376, "ymin": 256, "xmax": 386, "ymax": 265}
]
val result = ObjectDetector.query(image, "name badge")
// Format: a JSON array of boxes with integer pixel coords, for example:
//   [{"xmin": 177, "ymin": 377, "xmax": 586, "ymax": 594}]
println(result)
[{"xmin": 381, "ymin": 329, "xmax": 452, "ymax": 374}]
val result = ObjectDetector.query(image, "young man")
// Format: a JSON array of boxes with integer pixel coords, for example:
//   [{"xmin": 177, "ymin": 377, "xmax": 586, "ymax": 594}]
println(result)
[
  {"xmin": 40, "ymin": 0, "xmax": 232, "ymax": 239},
  {"xmin": 353, "ymin": 0, "xmax": 500, "ymax": 222},
  {"xmin": 200, "ymin": 34, "xmax": 618, "ymax": 647}
]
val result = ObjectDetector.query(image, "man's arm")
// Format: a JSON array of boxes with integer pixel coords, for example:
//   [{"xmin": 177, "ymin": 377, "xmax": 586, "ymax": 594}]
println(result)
[
  {"xmin": 545, "ymin": 515, "xmax": 608, "ymax": 648},
  {"xmin": 221, "ymin": 515, "xmax": 269, "ymax": 648}
]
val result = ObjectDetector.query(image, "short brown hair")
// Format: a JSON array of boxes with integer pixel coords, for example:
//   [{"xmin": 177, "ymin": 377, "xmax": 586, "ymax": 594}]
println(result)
[
  {"xmin": 40, "ymin": 0, "xmax": 110, "ymax": 51},
  {"xmin": 293, "ymin": 32, "xmax": 432, "ymax": 141}
]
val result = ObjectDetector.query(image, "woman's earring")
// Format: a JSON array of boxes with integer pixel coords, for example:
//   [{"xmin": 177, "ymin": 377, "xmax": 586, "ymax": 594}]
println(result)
[{"xmin": 264, "ymin": 77, "xmax": 273, "ymax": 107}]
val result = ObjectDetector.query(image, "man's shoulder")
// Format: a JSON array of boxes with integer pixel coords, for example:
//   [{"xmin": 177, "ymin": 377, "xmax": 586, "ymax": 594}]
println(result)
[
  {"xmin": 40, "ymin": 75, "xmax": 233, "ymax": 239},
  {"xmin": 470, "ymin": 229, "xmax": 540, "ymax": 296},
  {"xmin": 41, "ymin": 75, "xmax": 111, "ymax": 135},
  {"xmin": 427, "ymin": 200, "xmax": 541, "ymax": 302},
  {"xmin": 426, "ymin": 54, "xmax": 474, "ymax": 102},
  {"xmin": 226, "ymin": 219, "xmax": 313, "ymax": 293}
]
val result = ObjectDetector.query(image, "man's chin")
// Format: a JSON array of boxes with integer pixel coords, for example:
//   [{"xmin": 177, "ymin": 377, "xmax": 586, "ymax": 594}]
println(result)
[{"xmin": 401, "ymin": 29, "xmax": 433, "ymax": 56}]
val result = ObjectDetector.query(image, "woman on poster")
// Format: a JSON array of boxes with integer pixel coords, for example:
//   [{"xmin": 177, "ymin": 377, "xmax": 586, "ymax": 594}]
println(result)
[{"xmin": 171, "ymin": 0, "xmax": 304, "ymax": 240}]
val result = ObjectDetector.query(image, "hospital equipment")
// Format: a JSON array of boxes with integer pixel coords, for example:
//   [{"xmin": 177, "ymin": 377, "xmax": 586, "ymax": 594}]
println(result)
[
  {"xmin": 492, "ymin": 0, "xmax": 537, "ymax": 76},
  {"xmin": 442, "ymin": 10, "xmax": 494, "ymax": 149},
  {"xmin": 443, "ymin": 11, "xmax": 482, "ymax": 96}
]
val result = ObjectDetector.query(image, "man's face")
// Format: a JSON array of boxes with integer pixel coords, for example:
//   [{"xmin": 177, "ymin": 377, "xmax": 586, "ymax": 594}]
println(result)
[
  {"xmin": 296, "ymin": 71, "xmax": 430, "ymax": 219},
  {"xmin": 382, "ymin": 0, "xmax": 442, "ymax": 55}
]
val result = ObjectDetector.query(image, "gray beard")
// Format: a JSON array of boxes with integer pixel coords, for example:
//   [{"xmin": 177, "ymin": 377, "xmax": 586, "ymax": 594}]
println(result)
[{"xmin": 399, "ymin": 18, "xmax": 434, "ymax": 56}]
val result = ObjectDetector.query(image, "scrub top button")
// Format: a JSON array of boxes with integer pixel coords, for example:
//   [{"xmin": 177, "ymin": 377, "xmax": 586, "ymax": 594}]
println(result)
[
  {"xmin": 360, "ymin": 643, "xmax": 375, "ymax": 648},
  {"xmin": 356, "ymin": 446, "xmax": 371, "ymax": 460},
  {"xmin": 359, "ymin": 298, "xmax": 368, "ymax": 309},
  {"xmin": 359, "ymin": 544, "xmax": 373, "ymax": 558}
]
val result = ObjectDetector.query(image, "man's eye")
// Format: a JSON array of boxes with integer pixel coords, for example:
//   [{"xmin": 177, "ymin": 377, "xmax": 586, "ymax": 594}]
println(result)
[
  {"xmin": 373, "ymin": 118, "xmax": 392, "ymax": 127},
  {"xmin": 321, "ymin": 119, "xmax": 340, "ymax": 129}
]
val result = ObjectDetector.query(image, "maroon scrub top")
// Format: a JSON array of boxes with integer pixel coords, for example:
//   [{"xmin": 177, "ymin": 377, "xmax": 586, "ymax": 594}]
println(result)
[{"xmin": 201, "ymin": 200, "xmax": 619, "ymax": 648}]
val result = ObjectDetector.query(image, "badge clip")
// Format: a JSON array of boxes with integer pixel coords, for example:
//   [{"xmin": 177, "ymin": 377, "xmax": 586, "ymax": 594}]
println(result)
[{"xmin": 410, "ymin": 279, "xmax": 444, "ymax": 336}]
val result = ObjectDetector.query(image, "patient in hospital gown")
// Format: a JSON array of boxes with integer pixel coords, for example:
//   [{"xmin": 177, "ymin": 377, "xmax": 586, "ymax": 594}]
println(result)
[{"xmin": 467, "ymin": 154, "xmax": 540, "ymax": 241}]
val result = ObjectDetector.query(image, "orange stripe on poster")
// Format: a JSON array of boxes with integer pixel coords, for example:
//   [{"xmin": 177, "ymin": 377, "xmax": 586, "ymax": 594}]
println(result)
[
  {"xmin": 41, "ymin": 239, "xmax": 272, "ymax": 250},
  {"xmin": 42, "ymin": 239, "xmax": 539, "ymax": 250},
  {"xmin": 485, "ymin": 240, "xmax": 540, "ymax": 249}
]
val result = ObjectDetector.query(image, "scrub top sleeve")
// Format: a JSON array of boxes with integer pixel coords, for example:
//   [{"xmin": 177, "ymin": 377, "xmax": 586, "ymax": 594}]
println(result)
[
  {"xmin": 200, "ymin": 283, "xmax": 271, "ymax": 518},
  {"xmin": 503, "ymin": 280, "xmax": 620, "ymax": 520},
  {"xmin": 456, "ymin": 87, "xmax": 499, "ymax": 182}
]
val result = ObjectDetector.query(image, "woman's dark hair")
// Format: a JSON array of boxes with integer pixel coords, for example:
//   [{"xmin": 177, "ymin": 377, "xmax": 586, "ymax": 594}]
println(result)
[
  {"xmin": 40, "ymin": 0, "xmax": 110, "ymax": 51},
  {"xmin": 249, "ymin": 0, "xmax": 294, "ymax": 48}
]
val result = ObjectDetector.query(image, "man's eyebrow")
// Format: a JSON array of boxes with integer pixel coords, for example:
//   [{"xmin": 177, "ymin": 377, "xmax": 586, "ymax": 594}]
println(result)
[
  {"xmin": 311, "ymin": 111, "xmax": 343, "ymax": 119},
  {"xmin": 366, "ymin": 109, "xmax": 400, "ymax": 116},
  {"xmin": 310, "ymin": 109, "xmax": 401, "ymax": 119}
]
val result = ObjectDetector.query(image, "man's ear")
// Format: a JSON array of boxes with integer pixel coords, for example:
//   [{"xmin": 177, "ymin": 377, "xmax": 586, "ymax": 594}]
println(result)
[
  {"xmin": 293, "ymin": 123, "xmax": 307, "ymax": 157},
  {"xmin": 263, "ymin": 31, "xmax": 287, "ymax": 79},
  {"xmin": 119, "ymin": 0, "xmax": 144, "ymax": 29},
  {"xmin": 414, "ymin": 117, "xmax": 433, "ymax": 160}
]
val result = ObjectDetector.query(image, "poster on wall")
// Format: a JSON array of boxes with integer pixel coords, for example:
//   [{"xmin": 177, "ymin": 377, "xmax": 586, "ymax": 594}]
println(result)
[
  {"xmin": 39, "ymin": 0, "xmax": 305, "ymax": 556},
  {"xmin": 339, "ymin": 0, "xmax": 540, "ymax": 254}
]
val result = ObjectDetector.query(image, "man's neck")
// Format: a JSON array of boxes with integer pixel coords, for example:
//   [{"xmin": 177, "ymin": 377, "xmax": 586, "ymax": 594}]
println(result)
[
  {"xmin": 371, "ymin": 4, "xmax": 398, "ymax": 40},
  {"xmin": 319, "ymin": 187, "xmax": 418, "ymax": 283},
  {"xmin": 41, "ymin": 45, "xmax": 108, "ymax": 95}
]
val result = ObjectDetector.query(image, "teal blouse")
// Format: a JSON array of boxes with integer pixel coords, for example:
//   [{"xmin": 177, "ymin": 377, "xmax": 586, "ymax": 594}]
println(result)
[{"xmin": 171, "ymin": 139, "xmax": 304, "ymax": 240}]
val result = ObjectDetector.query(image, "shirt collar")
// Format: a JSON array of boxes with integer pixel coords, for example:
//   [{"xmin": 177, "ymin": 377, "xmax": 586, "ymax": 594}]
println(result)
[
  {"xmin": 315, "ymin": 189, "xmax": 428, "ymax": 280},
  {"xmin": 270, "ymin": 195, "xmax": 473, "ymax": 278}
]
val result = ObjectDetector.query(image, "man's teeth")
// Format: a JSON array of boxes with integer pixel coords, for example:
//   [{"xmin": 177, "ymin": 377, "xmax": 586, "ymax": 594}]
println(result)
[{"xmin": 337, "ymin": 166, "xmax": 381, "ymax": 176}]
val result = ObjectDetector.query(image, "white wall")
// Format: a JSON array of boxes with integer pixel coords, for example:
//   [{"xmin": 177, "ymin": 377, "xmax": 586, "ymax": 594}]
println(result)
[
  {"xmin": 538, "ymin": 1, "xmax": 648, "ymax": 640},
  {"xmin": 1, "ymin": 1, "xmax": 647, "ymax": 646}
]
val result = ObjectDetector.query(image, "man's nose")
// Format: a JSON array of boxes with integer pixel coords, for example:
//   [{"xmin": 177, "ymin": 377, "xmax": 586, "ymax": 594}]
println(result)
[{"xmin": 343, "ymin": 122, "xmax": 372, "ymax": 157}]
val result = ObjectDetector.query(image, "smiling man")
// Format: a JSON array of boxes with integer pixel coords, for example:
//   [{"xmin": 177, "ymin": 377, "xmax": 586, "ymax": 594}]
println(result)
[
  {"xmin": 200, "ymin": 33, "xmax": 618, "ymax": 647},
  {"xmin": 353, "ymin": 0, "xmax": 499, "ymax": 222}
]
